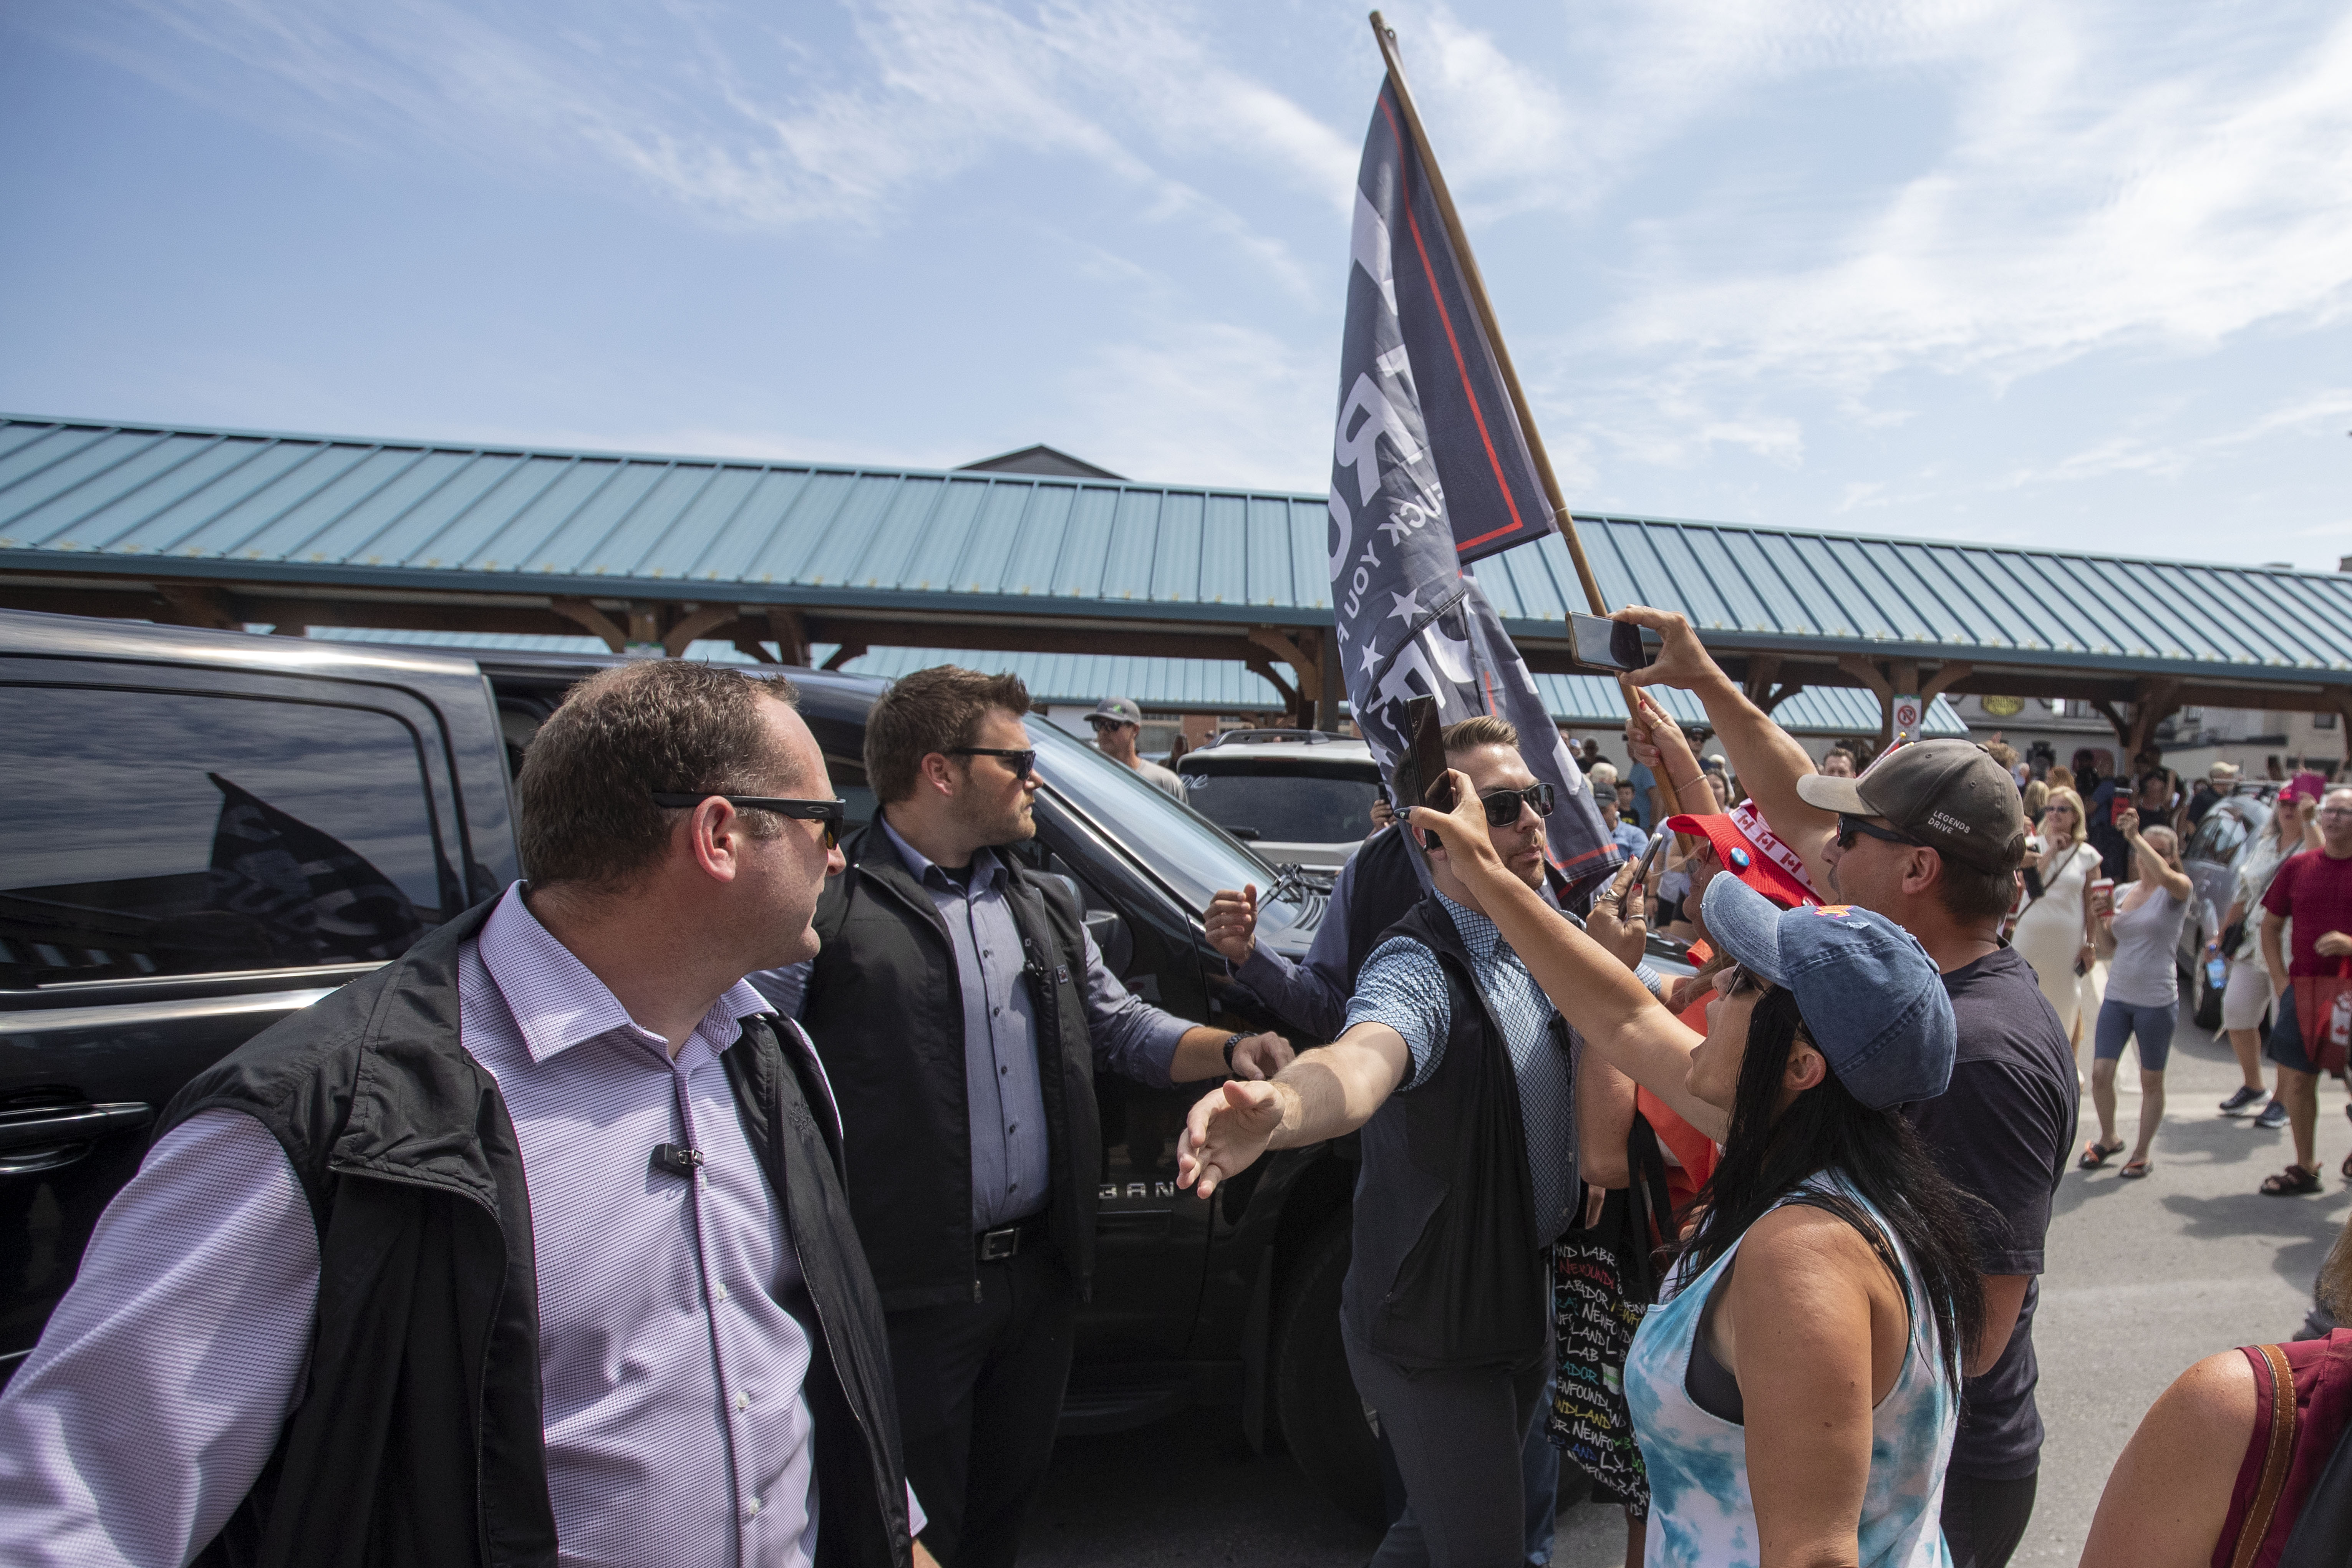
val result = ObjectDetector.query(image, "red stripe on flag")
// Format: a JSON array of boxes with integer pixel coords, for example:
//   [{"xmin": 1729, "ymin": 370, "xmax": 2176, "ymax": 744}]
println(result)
[{"xmin": 1378, "ymin": 93, "xmax": 1528, "ymax": 559}]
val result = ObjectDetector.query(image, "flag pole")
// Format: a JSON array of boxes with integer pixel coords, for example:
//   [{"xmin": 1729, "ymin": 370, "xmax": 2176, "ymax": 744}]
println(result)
[{"xmin": 1367, "ymin": 11, "xmax": 1681, "ymax": 819}]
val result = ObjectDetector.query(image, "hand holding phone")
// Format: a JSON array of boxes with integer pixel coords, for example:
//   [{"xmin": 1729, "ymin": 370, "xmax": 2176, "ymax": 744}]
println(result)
[
  {"xmin": 1569, "ymin": 611, "xmax": 1660, "ymax": 673},
  {"xmin": 1405, "ymin": 695, "xmax": 1456, "ymax": 813}
]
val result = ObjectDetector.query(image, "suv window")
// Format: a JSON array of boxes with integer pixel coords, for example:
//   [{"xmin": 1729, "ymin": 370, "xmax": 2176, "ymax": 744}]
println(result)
[
  {"xmin": 1179, "ymin": 757, "xmax": 1382, "ymax": 846},
  {"xmin": 0, "ymin": 685, "xmax": 449, "ymax": 987}
]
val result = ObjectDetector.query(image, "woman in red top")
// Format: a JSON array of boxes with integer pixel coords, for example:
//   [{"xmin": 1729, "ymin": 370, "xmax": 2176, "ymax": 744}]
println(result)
[{"xmin": 2083, "ymin": 1212, "xmax": 2352, "ymax": 1565}]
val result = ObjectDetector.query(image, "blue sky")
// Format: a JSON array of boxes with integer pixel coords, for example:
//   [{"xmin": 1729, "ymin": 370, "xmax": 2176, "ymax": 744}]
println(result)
[{"xmin": 4, "ymin": 0, "xmax": 2348, "ymax": 569}]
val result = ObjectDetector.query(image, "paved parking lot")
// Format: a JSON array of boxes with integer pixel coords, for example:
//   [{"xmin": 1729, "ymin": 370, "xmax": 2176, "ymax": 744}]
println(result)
[{"xmin": 1021, "ymin": 998, "xmax": 2350, "ymax": 1565}]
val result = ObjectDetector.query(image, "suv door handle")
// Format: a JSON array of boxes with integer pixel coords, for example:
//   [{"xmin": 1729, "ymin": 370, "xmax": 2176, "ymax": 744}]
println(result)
[{"xmin": 0, "ymin": 1102, "xmax": 154, "ymax": 1174}]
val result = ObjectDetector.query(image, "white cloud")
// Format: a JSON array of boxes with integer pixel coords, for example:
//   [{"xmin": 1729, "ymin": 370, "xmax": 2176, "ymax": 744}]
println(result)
[
  {"xmin": 1595, "ymin": 2, "xmax": 2352, "ymax": 392},
  {"xmin": 24, "ymin": 0, "xmax": 1357, "ymax": 271}
]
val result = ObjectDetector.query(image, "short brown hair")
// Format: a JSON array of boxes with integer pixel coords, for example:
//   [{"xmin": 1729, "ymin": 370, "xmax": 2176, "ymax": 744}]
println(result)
[
  {"xmin": 1441, "ymin": 714, "xmax": 1518, "ymax": 755},
  {"xmin": 1937, "ymin": 856, "xmax": 2020, "ymax": 927},
  {"xmin": 518, "ymin": 661, "xmax": 802, "ymax": 890},
  {"xmin": 866, "ymin": 666, "xmax": 1032, "ymax": 804}
]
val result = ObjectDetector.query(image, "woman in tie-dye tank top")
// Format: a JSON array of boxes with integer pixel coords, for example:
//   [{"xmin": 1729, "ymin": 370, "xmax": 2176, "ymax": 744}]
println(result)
[{"xmin": 1617, "ymin": 875, "xmax": 1986, "ymax": 1567}]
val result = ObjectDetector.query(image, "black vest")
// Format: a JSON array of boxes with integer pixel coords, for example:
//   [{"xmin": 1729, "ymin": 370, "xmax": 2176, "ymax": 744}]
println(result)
[
  {"xmin": 156, "ymin": 901, "xmax": 913, "ymax": 1568},
  {"xmin": 800, "ymin": 822, "xmax": 1100, "ymax": 1311},
  {"xmin": 1339, "ymin": 893, "xmax": 1561, "ymax": 1371}
]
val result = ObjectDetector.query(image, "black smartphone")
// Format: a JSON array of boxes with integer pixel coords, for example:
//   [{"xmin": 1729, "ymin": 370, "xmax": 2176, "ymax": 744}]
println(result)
[
  {"xmin": 1618, "ymin": 828, "xmax": 1667, "ymax": 916},
  {"xmin": 1405, "ymin": 695, "xmax": 1456, "ymax": 812},
  {"xmin": 1568, "ymin": 611, "xmax": 1658, "ymax": 672}
]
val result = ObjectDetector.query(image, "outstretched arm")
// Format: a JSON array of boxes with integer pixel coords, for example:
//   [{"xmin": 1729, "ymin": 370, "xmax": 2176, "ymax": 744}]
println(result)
[
  {"xmin": 1175, "ymin": 1023, "xmax": 1412, "ymax": 1199},
  {"xmin": 1617, "ymin": 606, "xmax": 1835, "ymax": 890},
  {"xmin": 1410, "ymin": 776, "xmax": 1728, "ymax": 1141}
]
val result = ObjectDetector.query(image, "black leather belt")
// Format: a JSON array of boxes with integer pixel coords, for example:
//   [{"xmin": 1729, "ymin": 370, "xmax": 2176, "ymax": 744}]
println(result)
[{"xmin": 976, "ymin": 1213, "xmax": 1048, "ymax": 1263}]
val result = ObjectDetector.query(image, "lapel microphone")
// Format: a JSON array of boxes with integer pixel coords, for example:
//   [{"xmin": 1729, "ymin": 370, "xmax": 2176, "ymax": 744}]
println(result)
[{"xmin": 650, "ymin": 1143, "xmax": 705, "ymax": 1178}]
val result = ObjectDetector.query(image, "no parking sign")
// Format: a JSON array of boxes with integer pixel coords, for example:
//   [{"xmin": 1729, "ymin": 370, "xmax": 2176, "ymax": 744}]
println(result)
[{"xmin": 1892, "ymin": 694, "xmax": 1921, "ymax": 742}]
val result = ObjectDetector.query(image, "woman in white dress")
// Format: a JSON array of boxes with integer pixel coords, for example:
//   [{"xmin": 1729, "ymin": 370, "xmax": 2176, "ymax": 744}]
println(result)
[{"xmin": 2012, "ymin": 786, "xmax": 2100, "ymax": 1039}]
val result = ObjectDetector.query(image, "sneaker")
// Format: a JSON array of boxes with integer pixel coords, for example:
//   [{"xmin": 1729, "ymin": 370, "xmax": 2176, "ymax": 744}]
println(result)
[
  {"xmin": 2257, "ymin": 1099, "xmax": 2291, "ymax": 1130},
  {"xmin": 2221, "ymin": 1086, "xmax": 2266, "ymax": 1115}
]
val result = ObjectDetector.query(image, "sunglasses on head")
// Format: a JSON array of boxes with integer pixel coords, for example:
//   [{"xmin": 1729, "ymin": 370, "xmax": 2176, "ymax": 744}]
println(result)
[
  {"xmin": 1477, "ymin": 782, "xmax": 1554, "ymax": 827},
  {"xmin": 651, "ymin": 791, "xmax": 845, "ymax": 850},
  {"xmin": 1837, "ymin": 813, "xmax": 1926, "ymax": 851},
  {"xmin": 946, "ymin": 746, "xmax": 1038, "ymax": 779}
]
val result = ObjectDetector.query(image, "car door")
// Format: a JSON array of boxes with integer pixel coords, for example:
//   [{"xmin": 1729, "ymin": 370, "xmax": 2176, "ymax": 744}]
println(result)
[{"xmin": 0, "ymin": 663, "xmax": 474, "ymax": 1387}]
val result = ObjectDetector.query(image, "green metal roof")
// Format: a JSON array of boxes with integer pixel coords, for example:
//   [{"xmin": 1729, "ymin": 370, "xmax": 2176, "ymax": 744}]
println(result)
[
  {"xmin": 312, "ymin": 629, "xmax": 1964, "ymax": 735},
  {"xmin": 6, "ymin": 415, "xmax": 2349, "ymax": 682}
]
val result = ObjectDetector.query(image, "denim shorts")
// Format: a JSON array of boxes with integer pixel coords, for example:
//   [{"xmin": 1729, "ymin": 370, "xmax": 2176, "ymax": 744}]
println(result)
[{"xmin": 2269, "ymin": 986, "xmax": 2317, "ymax": 1075}]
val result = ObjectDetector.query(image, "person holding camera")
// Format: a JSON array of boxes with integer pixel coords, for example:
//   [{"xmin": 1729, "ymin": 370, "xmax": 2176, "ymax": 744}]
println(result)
[{"xmin": 1181, "ymin": 716, "xmax": 1720, "ymax": 1566}]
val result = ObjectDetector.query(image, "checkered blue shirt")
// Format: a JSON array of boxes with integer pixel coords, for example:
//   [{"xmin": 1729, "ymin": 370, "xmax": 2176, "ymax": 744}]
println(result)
[{"xmin": 1344, "ymin": 892, "xmax": 1582, "ymax": 1243}]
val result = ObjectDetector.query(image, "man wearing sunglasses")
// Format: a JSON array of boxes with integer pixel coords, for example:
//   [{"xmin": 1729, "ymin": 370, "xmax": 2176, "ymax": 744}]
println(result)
[
  {"xmin": 1180, "ymin": 715, "xmax": 1719, "ymax": 1568},
  {"xmin": 1615, "ymin": 606, "xmax": 2077, "ymax": 1568},
  {"xmin": 752, "ymin": 666, "xmax": 1288, "ymax": 1568},
  {"xmin": 1085, "ymin": 696, "xmax": 1186, "ymax": 799},
  {"xmin": 0, "ymin": 661, "xmax": 932, "ymax": 1568}
]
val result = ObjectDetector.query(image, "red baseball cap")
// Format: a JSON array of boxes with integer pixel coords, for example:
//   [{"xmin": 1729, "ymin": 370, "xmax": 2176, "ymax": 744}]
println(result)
[{"xmin": 1664, "ymin": 799, "xmax": 1820, "ymax": 910}]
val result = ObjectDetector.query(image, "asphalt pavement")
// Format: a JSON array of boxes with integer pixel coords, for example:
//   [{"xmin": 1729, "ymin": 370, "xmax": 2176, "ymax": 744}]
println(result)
[{"xmin": 1020, "ymin": 995, "xmax": 2350, "ymax": 1566}]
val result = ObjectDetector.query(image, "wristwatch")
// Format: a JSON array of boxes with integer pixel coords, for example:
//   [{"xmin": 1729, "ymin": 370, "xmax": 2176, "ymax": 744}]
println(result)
[{"xmin": 1222, "ymin": 1032, "xmax": 1243, "ymax": 1073}]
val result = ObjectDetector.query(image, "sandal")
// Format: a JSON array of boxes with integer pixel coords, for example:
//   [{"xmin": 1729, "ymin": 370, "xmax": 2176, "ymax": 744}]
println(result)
[
  {"xmin": 2120, "ymin": 1159, "xmax": 2152, "ymax": 1179},
  {"xmin": 2263, "ymin": 1165, "xmax": 2323, "ymax": 1195},
  {"xmin": 2080, "ymin": 1140, "xmax": 2125, "ymax": 1169}
]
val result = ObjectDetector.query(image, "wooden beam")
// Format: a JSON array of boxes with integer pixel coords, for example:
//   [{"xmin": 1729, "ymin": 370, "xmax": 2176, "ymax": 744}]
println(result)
[
  {"xmin": 154, "ymin": 584, "xmax": 240, "ymax": 631},
  {"xmin": 661, "ymin": 605, "xmax": 737, "ymax": 657},
  {"xmin": 1742, "ymin": 654, "xmax": 1782, "ymax": 707},
  {"xmin": 820, "ymin": 643, "xmax": 866, "ymax": 671},
  {"xmin": 1920, "ymin": 662, "xmax": 1974, "ymax": 707},
  {"xmin": 1246, "ymin": 627, "xmax": 1322, "ymax": 703},
  {"xmin": 1838, "ymin": 655, "xmax": 1896, "ymax": 745},
  {"xmin": 1756, "ymin": 682, "xmax": 1805, "ymax": 716},
  {"xmin": 549, "ymin": 598, "xmax": 628, "ymax": 653},
  {"xmin": 766, "ymin": 607, "xmax": 810, "ymax": 668},
  {"xmin": 1316, "ymin": 628, "xmax": 1341, "ymax": 731},
  {"xmin": 626, "ymin": 605, "xmax": 661, "ymax": 649},
  {"xmin": 1245, "ymin": 651, "xmax": 1301, "ymax": 719}
]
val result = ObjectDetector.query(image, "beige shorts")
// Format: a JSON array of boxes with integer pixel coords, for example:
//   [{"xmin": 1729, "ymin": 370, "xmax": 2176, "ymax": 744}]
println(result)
[{"xmin": 2221, "ymin": 958, "xmax": 2274, "ymax": 1032}]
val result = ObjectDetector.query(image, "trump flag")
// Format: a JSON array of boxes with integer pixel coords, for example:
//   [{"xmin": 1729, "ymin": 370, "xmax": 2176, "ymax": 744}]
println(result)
[{"xmin": 1328, "ymin": 76, "xmax": 1622, "ymax": 898}]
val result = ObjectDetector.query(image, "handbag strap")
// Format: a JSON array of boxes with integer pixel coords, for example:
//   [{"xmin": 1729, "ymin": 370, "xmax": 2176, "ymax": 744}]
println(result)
[
  {"xmin": 2229, "ymin": 1343, "xmax": 2301, "ymax": 1568},
  {"xmin": 1622, "ymin": 1112, "xmax": 1675, "ymax": 1302}
]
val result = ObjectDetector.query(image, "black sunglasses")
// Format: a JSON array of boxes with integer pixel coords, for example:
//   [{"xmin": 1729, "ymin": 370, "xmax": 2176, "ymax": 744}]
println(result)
[
  {"xmin": 1478, "ymin": 782, "xmax": 1554, "ymax": 827},
  {"xmin": 1717, "ymin": 961, "xmax": 1769, "ymax": 999},
  {"xmin": 651, "ymin": 791, "xmax": 845, "ymax": 850},
  {"xmin": 1837, "ymin": 813, "xmax": 1925, "ymax": 851},
  {"xmin": 946, "ymin": 746, "xmax": 1038, "ymax": 779}
]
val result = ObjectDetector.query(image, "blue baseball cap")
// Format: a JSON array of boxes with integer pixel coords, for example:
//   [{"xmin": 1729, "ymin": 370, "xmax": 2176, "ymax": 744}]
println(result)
[{"xmin": 1699, "ymin": 872, "xmax": 1956, "ymax": 1109}]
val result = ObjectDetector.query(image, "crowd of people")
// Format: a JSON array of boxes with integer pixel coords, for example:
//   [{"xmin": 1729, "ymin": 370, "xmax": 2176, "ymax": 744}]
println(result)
[
  {"xmin": 2, "ymin": 622, "xmax": 2349, "ymax": 1568},
  {"xmin": 1189, "ymin": 613, "xmax": 2352, "ymax": 1565}
]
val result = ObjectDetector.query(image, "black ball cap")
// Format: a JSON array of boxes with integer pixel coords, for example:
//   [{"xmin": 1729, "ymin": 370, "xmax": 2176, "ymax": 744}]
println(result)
[{"xmin": 1796, "ymin": 739, "xmax": 2027, "ymax": 872}]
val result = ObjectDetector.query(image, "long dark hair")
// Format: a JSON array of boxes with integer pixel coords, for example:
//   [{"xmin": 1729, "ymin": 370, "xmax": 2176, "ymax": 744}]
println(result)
[{"xmin": 1669, "ymin": 986, "xmax": 1986, "ymax": 1384}]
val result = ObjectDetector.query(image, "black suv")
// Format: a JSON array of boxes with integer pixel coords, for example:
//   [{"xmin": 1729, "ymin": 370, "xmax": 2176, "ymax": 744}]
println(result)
[{"xmin": 0, "ymin": 613, "xmax": 1392, "ymax": 1525}]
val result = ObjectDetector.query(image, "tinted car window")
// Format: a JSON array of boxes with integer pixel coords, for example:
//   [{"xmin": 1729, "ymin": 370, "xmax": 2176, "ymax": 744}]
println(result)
[
  {"xmin": 2187, "ymin": 807, "xmax": 2249, "ymax": 864},
  {"xmin": 0, "ymin": 685, "xmax": 449, "ymax": 986},
  {"xmin": 1180, "ymin": 759, "xmax": 1382, "ymax": 845},
  {"xmin": 1031, "ymin": 721, "xmax": 1304, "ymax": 940}
]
